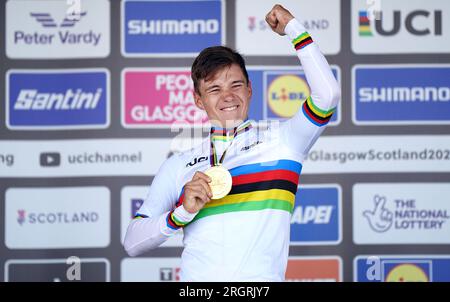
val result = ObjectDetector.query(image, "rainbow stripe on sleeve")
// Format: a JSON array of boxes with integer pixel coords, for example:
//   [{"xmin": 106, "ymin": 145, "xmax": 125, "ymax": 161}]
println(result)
[
  {"xmin": 292, "ymin": 32, "xmax": 313, "ymax": 50},
  {"xmin": 302, "ymin": 96, "xmax": 335, "ymax": 127}
]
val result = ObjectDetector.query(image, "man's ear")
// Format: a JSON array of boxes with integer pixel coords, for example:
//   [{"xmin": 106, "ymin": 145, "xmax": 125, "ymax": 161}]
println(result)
[
  {"xmin": 194, "ymin": 92, "xmax": 205, "ymax": 110},
  {"xmin": 247, "ymin": 80, "xmax": 253, "ymax": 100}
]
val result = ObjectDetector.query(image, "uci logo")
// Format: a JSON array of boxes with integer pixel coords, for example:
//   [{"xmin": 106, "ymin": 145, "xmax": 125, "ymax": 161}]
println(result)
[
  {"xmin": 267, "ymin": 75, "xmax": 310, "ymax": 118},
  {"xmin": 186, "ymin": 156, "xmax": 208, "ymax": 168},
  {"xmin": 359, "ymin": 10, "xmax": 442, "ymax": 37}
]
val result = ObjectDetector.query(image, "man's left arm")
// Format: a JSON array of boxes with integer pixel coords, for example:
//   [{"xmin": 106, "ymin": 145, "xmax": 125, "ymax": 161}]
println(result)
[
  {"xmin": 266, "ymin": 5, "xmax": 341, "ymax": 156},
  {"xmin": 281, "ymin": 17, "xmax": 341, "ymax": 155}
]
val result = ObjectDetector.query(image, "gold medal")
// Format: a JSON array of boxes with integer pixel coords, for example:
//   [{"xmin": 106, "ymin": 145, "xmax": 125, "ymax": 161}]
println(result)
[{"xmin": 204, "ymin": 165, "xmax": 232, "ymax": 199}]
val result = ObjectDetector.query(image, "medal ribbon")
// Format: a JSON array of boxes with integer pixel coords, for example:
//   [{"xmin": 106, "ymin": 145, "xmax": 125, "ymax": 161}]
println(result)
[{"xmin": 210, "ymin": 120, "xmax": 252, "ymax": 167}]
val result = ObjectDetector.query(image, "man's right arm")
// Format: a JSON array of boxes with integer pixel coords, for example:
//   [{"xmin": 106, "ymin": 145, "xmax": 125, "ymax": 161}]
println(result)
[{"xmin": 123, "ymin": 155, "xmax": 197, "ymax": 256}]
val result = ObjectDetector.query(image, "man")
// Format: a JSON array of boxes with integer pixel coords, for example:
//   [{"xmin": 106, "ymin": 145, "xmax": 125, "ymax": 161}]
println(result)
[{"xmin": 124, "ymin": 4, "xmax": 340, "ymax": 281}]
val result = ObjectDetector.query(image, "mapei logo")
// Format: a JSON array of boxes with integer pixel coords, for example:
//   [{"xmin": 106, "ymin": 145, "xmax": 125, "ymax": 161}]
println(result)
[
  {"xmin": 353, "ymin": 256, "xmax": 450, "ymax": 282},
  {"xmin": 6, "ymin": 0, "xmax": 110, "ymax": 59},
  {"xmin": 7, "ymin": 69, "xmax": 110, "ymax": 130},
  {"xmin": 290, "ymin": 185, "xmax": 341, "ymax": 245},
  {"xmin": 122, "ymin": 0, "xmax": 224, "ymax": 56}
]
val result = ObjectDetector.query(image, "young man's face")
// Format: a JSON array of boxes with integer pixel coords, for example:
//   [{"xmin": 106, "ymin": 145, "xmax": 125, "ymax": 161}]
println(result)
[{"xmin": 194, "ymin": 64, "xmax": 252, "ymax": 128}]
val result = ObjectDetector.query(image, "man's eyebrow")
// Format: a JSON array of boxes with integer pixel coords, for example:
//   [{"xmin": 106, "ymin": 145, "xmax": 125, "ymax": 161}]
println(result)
[{"xmin": 232, "ymin": 80, "xmax": 245, "ymax": 85}]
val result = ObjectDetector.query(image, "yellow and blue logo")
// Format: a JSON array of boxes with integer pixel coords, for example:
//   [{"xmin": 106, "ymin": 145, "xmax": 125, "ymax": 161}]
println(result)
[
  {"xmin": 385, "ymin": 263, "xmax": 430, "ymax": 282},
  {"xmin": 267, "ymin": 74, "xmax": 310, "ymax": 118}
]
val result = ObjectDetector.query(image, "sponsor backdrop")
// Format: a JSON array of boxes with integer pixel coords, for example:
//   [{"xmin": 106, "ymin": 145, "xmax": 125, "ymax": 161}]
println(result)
[{"xmin": 1, "ymin": 0, "xmax": 450, "ymax": 282}]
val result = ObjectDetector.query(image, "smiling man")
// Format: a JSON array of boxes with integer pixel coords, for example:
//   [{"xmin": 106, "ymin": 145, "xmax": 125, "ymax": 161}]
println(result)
[{"xmin": 124, "ymin": 4, "xmax": 340, "ymax": 281}]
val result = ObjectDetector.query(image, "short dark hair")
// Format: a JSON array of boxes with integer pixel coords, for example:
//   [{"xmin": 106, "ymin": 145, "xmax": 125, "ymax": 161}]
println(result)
[{"xmin": 191, "ymin": 46, "xmax": 249, "ymax": 95}]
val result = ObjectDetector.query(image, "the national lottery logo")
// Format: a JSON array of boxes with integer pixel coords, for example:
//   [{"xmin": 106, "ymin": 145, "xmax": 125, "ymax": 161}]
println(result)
[
  {"xmin": 362, "ymin": 194, "xmax": 450, "ymax": 233},
  {"xmin": 122, "ymin": 69, "xmax": 208, "ymax": 128}
]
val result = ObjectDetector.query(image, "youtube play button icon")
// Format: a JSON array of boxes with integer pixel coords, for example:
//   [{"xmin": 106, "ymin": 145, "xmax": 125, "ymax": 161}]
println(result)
[{"xmin": 40, "ymin": 152, "xmax": 61, "ymax": 167}]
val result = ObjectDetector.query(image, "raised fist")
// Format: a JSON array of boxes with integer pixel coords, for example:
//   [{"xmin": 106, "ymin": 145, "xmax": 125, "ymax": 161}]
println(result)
[{"xmin": 265, "ymin": 4, "xmax": 295, "ymax": 36}]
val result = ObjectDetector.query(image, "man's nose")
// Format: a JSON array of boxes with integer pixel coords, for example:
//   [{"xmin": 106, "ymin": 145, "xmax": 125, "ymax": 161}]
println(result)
[{"xmin": 221, "ymin": 89, "xmax": 234, "ymax": 101}]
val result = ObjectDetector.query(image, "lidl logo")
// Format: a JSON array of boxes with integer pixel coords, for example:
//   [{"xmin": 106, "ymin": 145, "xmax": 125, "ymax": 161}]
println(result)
[
  {"xmin": 354, "ymin": 256, "xmax": 450, "ymax": 282},
  {"xmin": 267, "ymin": 74, "xmax": 309, "ymax": 118},
  {"xmin": 248, "ymin": 67, "xmax": 340, "ymax": 125},
  {"xmin": 385, "ymin": 263, "xmax": 429, "ymax": 282}
]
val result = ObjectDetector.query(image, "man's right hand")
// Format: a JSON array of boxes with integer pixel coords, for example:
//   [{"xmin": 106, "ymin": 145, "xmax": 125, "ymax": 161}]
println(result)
[{"xmin": 182, "ymin": 171, "xmax": 213, "ymax": 213}]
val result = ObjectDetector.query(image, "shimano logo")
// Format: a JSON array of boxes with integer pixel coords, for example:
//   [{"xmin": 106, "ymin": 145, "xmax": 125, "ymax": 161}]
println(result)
[
  {"xmin": 13, "ymin": 88, "xmax": 103, "ymax": 110},
  {"xmin": 359, "ymin": 87, "xmax": 450, "ymax": 102},
  {"xmin": 128, "ymin": 19, "xmax": 219, "ymax": 35}
]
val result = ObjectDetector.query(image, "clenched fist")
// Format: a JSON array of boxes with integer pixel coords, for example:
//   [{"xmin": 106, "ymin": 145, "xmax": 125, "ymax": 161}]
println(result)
[
  {"xmin": 182, "ymin": 171, "xmax": 213, "ymax": 213},
  {"xmin": 265, "ymin": 4, "xmax": 295, "ymax": 36}
]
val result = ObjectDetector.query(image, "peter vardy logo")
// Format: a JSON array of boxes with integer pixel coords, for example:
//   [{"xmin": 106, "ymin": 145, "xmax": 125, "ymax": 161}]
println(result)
[
  {"xmin": 290, "ymin": 186, "xmax": 341, "ymax": 245},
  {"xmin": 353, "ymin": 65, "xmax": 450, "ymax": 125},
  {"xmin": 30, "ymin": 12, "xmax": 87, "ymax": 28},
  {"xmin": 123, "ymin": 0, "xmax": 224, "ymax": 56},
  {"xmin": 6, "ymin": 0, "xmax": 110, "ymax": 59},
  {"xmin": 7, "ymin": 69, "xmax": 110, "ymax": 130}
]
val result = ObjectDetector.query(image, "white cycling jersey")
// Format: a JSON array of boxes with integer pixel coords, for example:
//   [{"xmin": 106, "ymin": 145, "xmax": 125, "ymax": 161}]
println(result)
[{"xmin": 124, "ymin": 18, "xmax": 341, "ymax": 282}]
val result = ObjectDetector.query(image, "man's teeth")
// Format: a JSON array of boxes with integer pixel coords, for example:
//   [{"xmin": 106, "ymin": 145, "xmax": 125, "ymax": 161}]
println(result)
[{"xmin": 222, "ymin": 106, "xmax": 238, "ymax": 111}]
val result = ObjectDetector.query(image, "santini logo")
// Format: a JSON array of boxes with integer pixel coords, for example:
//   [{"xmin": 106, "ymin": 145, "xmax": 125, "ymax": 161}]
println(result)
[{"xmin": 13, "ymin": 89, "xmax": 103, "ymax": 110}]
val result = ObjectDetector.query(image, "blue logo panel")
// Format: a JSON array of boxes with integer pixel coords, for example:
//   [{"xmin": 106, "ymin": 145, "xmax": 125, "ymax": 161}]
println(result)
[
  {"xmin": 354, "ymin": 66, "xmax": 450, "ymax": 123},
  {"xmin": 8, "ymin": 70, "xmax": 108, "ymax": 129},
  {"xmin": 355, "ymin": 256, "xmax": 450, "ymax": 282},
  {"xmin": 124, "ymin": 0, "xmax": 223, "ymax": 55},
  {"xmin": 290, "ymin": 186, "xmax": 340, "ymax": 245}
]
